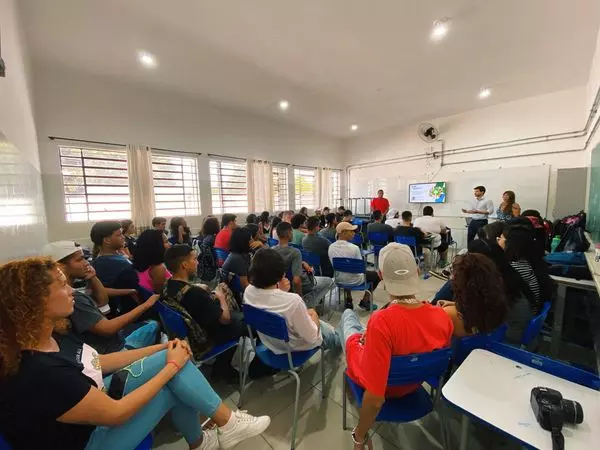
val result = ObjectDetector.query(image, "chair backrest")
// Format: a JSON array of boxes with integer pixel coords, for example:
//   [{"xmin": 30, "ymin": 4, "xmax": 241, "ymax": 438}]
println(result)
[
  {"xmin": 290, "ymin": 243, "xmax": 303, "ymax": 250},
  {"xmin": 387, "ymin": 348, "xmax": 453, "ymax": 386},
  {"xmin": 368, "ymin": 231, "xmax": 389, "ymax": 246},
  {"xmin": 213, "ymin": 248, "xmax": 230, "ymax": 267},
  {"xmin": 138, "ymin": 286, "xmax": 155, "ymax": 302},
  {"xmin": 394, "ymin": 235, "xmax": 416, "ymax": 247},
  {"xmin": 154, "ymin": 302, "xmax": 189, "ymax": 338},
  {"xmin": 301, "ymin": 249, "xmax": 321, "ymax": 268},
  {"xmin": 350, "ymin": 233, "xmax": 363, "ymax": 246},
  {"xmin": 452, "ymin": 325, "xmax": 507, "ymax": 366},
  {"xmin": 332, "ymin": 257, "xmax": 366, "ymax": 274},
  {"xmin": 242, "ymin": 303, "xmax": 290, "ymax": 342},
  {"xmin": 521, "ymin": 301, "xmax": 552, "ymax": 347},
  {"xmin": 488, "ymin": 341, "xmax": 600, "ymax": 391},
  {"xmin": 326, "ymin": 236, "xmax": 336, "ymax": 244},
  {"xmin": 267, "ymin": 238, "xmax": 279, "ymax": 247}
]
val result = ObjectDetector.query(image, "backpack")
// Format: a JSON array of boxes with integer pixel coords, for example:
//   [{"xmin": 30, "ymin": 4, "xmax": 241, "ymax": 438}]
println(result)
[
  {"xmin": 159, "ymin": 282, "xmax": 213, "ymax": 359},
  {"xmin": 196, "ymin": 239, "xmax": 217, "ymax": 282}
]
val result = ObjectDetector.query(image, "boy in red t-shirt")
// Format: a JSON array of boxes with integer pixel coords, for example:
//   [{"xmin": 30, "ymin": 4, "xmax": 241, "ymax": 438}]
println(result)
[
  {"xmin": 338, "ymin": 243, "xmax": 453, "ymax": 449},
  {"xmin": 214, "ymin": 213, "xmax": 238, "ymax": 251}
]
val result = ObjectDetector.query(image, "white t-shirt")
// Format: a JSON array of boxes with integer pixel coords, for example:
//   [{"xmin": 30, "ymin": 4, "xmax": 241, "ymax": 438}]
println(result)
[
  {"xmin": 385, "ymin": 217, "xmax": 402, "ymax": 229},
  {"xmin": 469, "ymin": 197, "xmax": 494, "ymax": 220},
  {"xmin": 243, "ymin": 284, "xmax": 322, "ymax": 354},
  {"xmin": 328, "ymin": 240, "xmax": 365, "ymax": 286},
  {"xmin": 413, "ymin": 215, "xmax": 446, "ymax": 248}
]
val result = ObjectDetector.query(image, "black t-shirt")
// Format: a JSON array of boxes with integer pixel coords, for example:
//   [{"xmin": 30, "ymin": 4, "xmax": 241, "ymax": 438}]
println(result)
[
  {"xmin": 0, "ymin": 333, "xmax": 99, "ymax": 450},
  {"xmin": 92, "ymin": 254, "xmax": 140, "ymax": 315},
  {"xmin": 394, "ymin": 226, "xmax": 425, "ymax": 254}
]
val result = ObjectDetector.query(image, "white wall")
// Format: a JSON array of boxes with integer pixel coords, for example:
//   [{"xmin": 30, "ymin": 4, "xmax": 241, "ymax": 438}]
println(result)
[
  {"xmin": 344, "ymin": 86, "xmax": 593, "ymax": 225},
  {"xmin": 33, "ymin": 64, "xmax": 343, "ymax": 243},
  {"xmin": 0, "ymin": 0, "xmax": 47, "ymax": 260}
]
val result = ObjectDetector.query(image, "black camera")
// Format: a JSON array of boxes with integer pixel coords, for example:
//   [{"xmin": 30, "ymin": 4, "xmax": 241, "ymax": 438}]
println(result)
[{"xmin": 530, "ymin": 387, "xmax": 584, "ymax": 450}]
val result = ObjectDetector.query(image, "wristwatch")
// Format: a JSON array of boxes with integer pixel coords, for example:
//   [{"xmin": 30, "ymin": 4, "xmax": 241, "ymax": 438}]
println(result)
[{"xmin": 351, "ymin": 428, "xmax": 369, "ymax": 447}]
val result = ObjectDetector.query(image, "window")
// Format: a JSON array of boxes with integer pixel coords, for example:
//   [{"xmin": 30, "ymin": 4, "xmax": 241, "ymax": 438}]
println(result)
[
  {"xmin": 59, "ymin": 147, "xmax": 131, "ymax": 222},
  {"xmin": 330, "ymin": 170, "xmax": 342, "ymax": 208},
  {"xmin": 152, "ymin": 154, "xmax": 201, "ymax": 217},
  {"xmin": 272, "ymin": 166, "xmax": 289, "ymax": 211},
  {"xmin": 210, "ymin": 159, "xmax": 248, "ymax": 214},
  {"xmin": 294, "ymin": 168, "xmax": 316, "ymax": 209}
]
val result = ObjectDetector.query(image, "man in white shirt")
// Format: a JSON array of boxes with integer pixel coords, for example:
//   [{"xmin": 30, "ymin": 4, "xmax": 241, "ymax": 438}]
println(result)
[
  {"xmin": 413, "ymin": 206, "xmax": 449, "ymax": 265},
  {"xmin": 243, "ymin": 248, "xmax": 340, "ymax": 354},
  {"xmin": 384, "ymin": 208, "xmax": 401, "ymax": 229},
  {"xmin": 461, "ymin": 185, "xmax": 494, "ymax": 242},
  {"xmin": 328, "ymin": 222, "xmax": 380, "ymax": 310}
]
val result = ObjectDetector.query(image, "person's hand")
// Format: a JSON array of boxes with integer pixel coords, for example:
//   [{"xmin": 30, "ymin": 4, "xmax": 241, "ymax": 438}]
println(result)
[
  {"xmin": 302, "ymin": 261, "xmax": 313, "ymax": 273},
  {"xmin": 437, "ymin": 300, "xmax": 455, "ymax": 308},
  {"xmin": 307, "ymin": 308, "xmax": 319, "ymax": 321},
  {"xmin": 461, "ymin": 208, "xmax": 467, "ymax": 214},
  {"xmin": 166, "ymin": 338, "xmax": 191, "ymax": 370},
  {"xmin": 83, "ymin": 264, "xmax": 97, "ymax": 280},
  {"xmin": 277, "ymin": 277, "xmax": 291, "ymax": 292},
  {"xmin": 250, "ymin": 240, "xmax": 263, "ymax": 250},
  {"xmin": 352, "ymin": 434, "xmax": 373, "ymax": 450}
]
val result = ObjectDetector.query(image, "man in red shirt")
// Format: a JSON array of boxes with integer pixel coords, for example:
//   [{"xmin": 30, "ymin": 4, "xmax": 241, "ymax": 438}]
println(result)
[
  {"xmin": 370, "ymin": 189, "xmax": 390, "ymax": 218},
  {"xmin": 214, "ymin": 213, "xmax": 237, "ymax": 251},
  {"xmin": 337, "ymin": 243, "xmax": 453, "ymax": 449}
]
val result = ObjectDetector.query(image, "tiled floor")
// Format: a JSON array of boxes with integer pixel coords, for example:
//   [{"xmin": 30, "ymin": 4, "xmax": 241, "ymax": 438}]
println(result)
[{"xmin": 154, "ymin": 276, "xmax": 518, "ymax": 450}]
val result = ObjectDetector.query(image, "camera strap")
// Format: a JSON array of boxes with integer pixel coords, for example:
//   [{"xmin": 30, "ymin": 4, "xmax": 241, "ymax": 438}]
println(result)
[{"xmin": 551, "ymin": 428, "xmax": 564, "ymax": 450}]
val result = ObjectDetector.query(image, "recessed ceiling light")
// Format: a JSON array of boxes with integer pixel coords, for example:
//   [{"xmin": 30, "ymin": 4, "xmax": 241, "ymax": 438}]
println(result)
[
  {"xmin": 431, "ymin": 18, "xmax": 451, "ymax": 41},
  {"xmin": 138, "ymin": 51, "xmax": 157, "ymax": 68},
  {"xmin": 350, "ymin": 124, "xmax": 359, "ymax": 131},
  {"xmin": 478, "ymin": 88, "xmax": 492, "ymax": 99},
  {"xmin": 278, "ymin": 100, "xmax": 289, "ymax": 111}
]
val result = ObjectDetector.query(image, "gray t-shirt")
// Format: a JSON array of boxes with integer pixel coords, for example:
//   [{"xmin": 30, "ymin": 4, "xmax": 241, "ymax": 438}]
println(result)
[
  {"xmin": 69, "ymin": 290, "xmax": 124, "ymax": 354},
  {"xmin": 274, "ymin": 245, "xmax": 314, "ymax": 293},
  {"xmin": 222, "ymin": 252, "xmax": 250, "ymax": 277},
  {"xmin": 302, "ymin": 233, "xmax": 333, "ymax": 277},
  {"xmin": 367, "ymin": 222, "xmax": 393, "ymax": 238}
]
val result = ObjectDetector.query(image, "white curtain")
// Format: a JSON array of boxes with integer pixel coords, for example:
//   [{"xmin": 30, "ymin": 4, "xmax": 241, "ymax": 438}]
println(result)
[
  {"xmin": 252, "ymin": 160, "xmax": 273, "ymax": 212},
  {"xmin": 318, "ymin": 167, "xmax": 332, "ymax": 209},
  {"xmin": 126, "ymin": 144, "xmax": 155, "ymax": 228}
]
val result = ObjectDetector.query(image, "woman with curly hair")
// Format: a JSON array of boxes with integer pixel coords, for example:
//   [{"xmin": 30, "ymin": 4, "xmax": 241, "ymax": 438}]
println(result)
[
  {"xmin": 133, "ymin": 229, "xmax": 171, "ymax": 293},
  {"xmin": 0, "ymin": 258, "xmax": 270, "ymax": 450}
]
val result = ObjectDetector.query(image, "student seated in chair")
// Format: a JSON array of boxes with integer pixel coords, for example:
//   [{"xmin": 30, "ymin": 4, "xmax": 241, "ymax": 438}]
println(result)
[
  {"xmin": 393, "ymin": 210, "xmax": 426, "ymax": 256},
  {"xmin": 413, "ymin": 206, "xmax": 449, "ymax": 267},
  {"xmin": 302, "ymin": 216, "xmax": 333, "ymax": 277},
  {"xmin": 133, "ymin": 229, "xmax": 172, "ymax": 294},
  {"xmin": 338, "ymin": 247, "xmax": 507, "ymax": 449},
  {"xmin": 366, "ymin": 210, "xmax": 393, "ymax": 242},
  {"xmin": 328, "ymin": 222, "xmax": 380, "ymax": 311},
  {"xmin": 290, "ymin": 213, "xmax": 307, "ymax": 246},
  {"xmin": 244, "ymin": 248, "xmax": 341, "ymax": 354},
  {"xmin": 273, "ymin": 222, "xmax": 334, "ymax": 309},
  {"xmin": 215, "ymin": 214, "xmax": 238, "ymax": 251},
  {"xmin": 319, "ymin": 212, "xmax": 338, "ymax": 242},
  {"xmin": 0, "ymin": 257, "xmax": 270, "ymax": 450},
  {"xmin": 42, "ymin": 241, "xmax": 160, "ymax": 354},
  {"xmin": 222, "ymin": 228, "xmax": 254, "ymax": 290}
]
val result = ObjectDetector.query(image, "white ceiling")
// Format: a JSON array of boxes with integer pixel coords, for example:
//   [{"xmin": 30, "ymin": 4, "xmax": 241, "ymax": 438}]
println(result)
[{"xmin": 19, "ymin": 0, "xmax": 600, "ymax": 137}]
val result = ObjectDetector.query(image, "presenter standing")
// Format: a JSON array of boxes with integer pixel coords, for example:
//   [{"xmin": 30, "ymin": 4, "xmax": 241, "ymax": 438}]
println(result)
[
  {"xmin": 462, "ymin": 185, "xmax": 494, "ymax": 242},
  {"xmin": 370, "ymin": 189, "xmax": 390, "ymax": 220}
]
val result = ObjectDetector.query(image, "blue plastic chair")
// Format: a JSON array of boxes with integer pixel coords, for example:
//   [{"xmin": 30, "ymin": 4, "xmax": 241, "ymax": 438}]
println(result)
[
  {"xmin": 301, "ymin": 249, "xmax": 322, "ymax": 275},
  {"xmin": 0, "ymin": 433, "xmax": 152, "ymax": 450},
  {"xmin": 331, "ymin": 257, "xmax": 375, "ymax": 311},
  {"xmin": 218, "ymin": 268, "xmax": 244, "ymax": 302},
  {"xmin": 290, "ymin": 243, "xmax": 303, "ymax": 250},
  {"xmin": 394, "ymin": 235, "xmax": 425, "ymax": 267},
  {"xmin": 452, "ymin": 325, "xmax": 508, "ymax": 367},
  {"xmin": 342, "ymin": 348, "xmax": 453, "ymax": 447},
  {"xmin": 154, "ymin": 302, "xmax": 244, "ymax": 395},
  {"xmin": 488, "ymin": 341, "xmax": 600, "ymax": 390},
  {"xmin": 267, "ymin": 237, "xmax": 279, "ymax": 247},
  {"xmin": 367, "ymin": 231, "xmax": 389, "ymax": 267},
  {"xmin": 242, "ymin": 304, "xmax": 325, "ymax": 450},
  {"xmin": 520, "ymin": 301, "xmax": 552, "ymax": 350},
  {"xmin": 213, "ymin": 248, "xmax": 230, "ymax": 268}
]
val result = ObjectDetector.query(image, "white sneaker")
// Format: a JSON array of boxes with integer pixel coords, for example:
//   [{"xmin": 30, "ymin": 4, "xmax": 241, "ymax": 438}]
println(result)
[
  {"xmin": 199, "ymin": 426, "xmax": 219, "ymax": 450},
  {"xmin": 217, "ymin": 410, "xmax": 271, "ymax": 449}
]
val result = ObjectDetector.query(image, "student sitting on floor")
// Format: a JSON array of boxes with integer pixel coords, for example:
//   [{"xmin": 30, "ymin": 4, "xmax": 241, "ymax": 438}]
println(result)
[
  {"xmin": 244, "ymin": 248, "xmax": 341, "ymax": 354},
  {"xmin": 90, "ymin": 221, "xmax": 141, "ymax": 316},
  {"xmin": 42, "ymin": 241, "xmax": 160, "ymax": 354},
  {"xmin": 273, "ymin": 222, "xmax": 334, "ymax": 309},
  {"xmin": 338, "ymin": 247, "xmax": 507, "ymax": 449},
  {"xmin": 133, "ymin": 229, "xmax": 172, "ymax": 294},
  {"xmin": 328, "ymin": 222, "xmax": 380, "ymax": 311},
  {"xmin": 0, "ymin": 257, "xmax": 270, "ymax": 450},
  {"xmin": 302, "ymin": 216, "xmax": 334, "ymax": 277}
]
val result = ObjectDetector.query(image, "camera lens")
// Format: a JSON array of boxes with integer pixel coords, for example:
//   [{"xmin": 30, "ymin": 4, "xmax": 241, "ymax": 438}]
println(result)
[{"xmin": 561, "ymin": 399, "xmax": 584, "ymax": 424}]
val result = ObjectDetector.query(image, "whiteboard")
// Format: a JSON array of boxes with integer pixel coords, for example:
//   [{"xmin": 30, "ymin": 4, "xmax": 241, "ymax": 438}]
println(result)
[{"xmin": 349, "ymin": 164, "xmax": 550, "ymax": 218}]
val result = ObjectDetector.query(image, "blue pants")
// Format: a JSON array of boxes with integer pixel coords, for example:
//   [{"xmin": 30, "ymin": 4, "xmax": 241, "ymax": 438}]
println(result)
[
  {"xmin": 320, "ymin": 320, "xmax": 342, "ymax": 351},
  {"xmin": 336, "ymin": 309, "xmax": 365, "ymax": 356},
  {"xmin": 431, "ymin": 280, "xmax": 454, "ymax": 305},
  {"xmin": 85, "ymin": 350, "xmax": 222, "ymax": 450},
  {"xmin": 122, "ymin": 320, "xmax": 160, "ymax": 350}
]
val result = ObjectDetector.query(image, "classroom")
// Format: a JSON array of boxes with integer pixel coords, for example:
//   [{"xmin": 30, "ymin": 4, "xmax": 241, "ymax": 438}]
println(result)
[{"xmin": 1, "ymin": 1, "xmax": 600, "ymax": 449}]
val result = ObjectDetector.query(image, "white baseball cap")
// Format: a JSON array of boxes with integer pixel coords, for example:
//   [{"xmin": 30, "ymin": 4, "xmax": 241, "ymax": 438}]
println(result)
[
  {"xmin": 41, "ymin": 241, "xmax": 81, "ymax": 262},
  {"xmin": 378, "ymin": 243, "xmax": 419, "ymax": 297}
]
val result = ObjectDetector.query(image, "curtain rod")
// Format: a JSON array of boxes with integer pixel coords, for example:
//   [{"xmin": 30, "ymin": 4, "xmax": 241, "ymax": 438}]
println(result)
[{"xmin": 48, "ymin": 136, "xmax": 200, "ymax": 156}]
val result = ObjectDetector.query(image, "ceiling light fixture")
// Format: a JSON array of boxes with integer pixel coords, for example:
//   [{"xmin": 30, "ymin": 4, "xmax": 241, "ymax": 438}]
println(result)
[
  {"xmin": 138, "ymin": 51, "xmax": 157, "ymax": 68},
  {"xmin": 350, "ymin": 124, "xmax": 359, "ymax": 131},
  {"xmin": 478, "ymin": 88, "xmax": 491, "ymax": 99},
  {"xmin": 278, "ymin": 100, "xmax": 290, "ymax": 111},
  {"xmin": 431, "ymin": 18, "xmax": 451, "ymax": 41}
]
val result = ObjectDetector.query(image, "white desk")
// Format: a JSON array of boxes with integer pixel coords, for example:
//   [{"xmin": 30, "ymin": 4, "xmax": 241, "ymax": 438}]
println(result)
[{"xmin": 442, "ymin": 349, "xmax": 600, "ymax": 450}]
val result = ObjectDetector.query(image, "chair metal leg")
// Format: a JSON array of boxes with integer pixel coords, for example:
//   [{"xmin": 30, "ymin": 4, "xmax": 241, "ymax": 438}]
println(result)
[
  {"xmin": 288, "ymin": 370, "xmax": 302, "ymax": 450},
  {"xmin": 238, "ymin": 338, "xmax": 245, "ymax": 407},
  {"xmin": 320, "ymin": 348, "xmax": 325, "ymax": 399},
  {"xmin": 459, "ymin": 415, "xmax": 469, "ymax": 450},
  {"xmin": 342, "ymin": 375, "xmax": 348, "ymax": 430}
]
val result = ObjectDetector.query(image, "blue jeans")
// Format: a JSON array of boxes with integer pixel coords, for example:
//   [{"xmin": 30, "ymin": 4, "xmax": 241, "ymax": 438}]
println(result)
[
  {"xmin": 336, "ymin": 309, "xmax": 365, "ymax": 356},
  {"xmin": 304, "ymin": 276, "xmax": 334, "ymax": 308},
  {"xmin": 85, "ymin": 350, "xmax": 221, "ymax": 450},
  {"xmin": 320, "ymin": 320, "xmax": 342, "ymax": 351},
  {"xmin": 122, "ymin": 320, "xmax": 160, "ymax": 350},
  {"xmin": 432, "ymin": 280, "xmax": 454, "ymax": 305}
]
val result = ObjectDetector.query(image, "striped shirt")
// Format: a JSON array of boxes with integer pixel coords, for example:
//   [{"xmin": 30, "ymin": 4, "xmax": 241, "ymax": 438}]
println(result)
[{"xmin": 510, "ymin": 260, "xmax": 542, "ymax": 313}]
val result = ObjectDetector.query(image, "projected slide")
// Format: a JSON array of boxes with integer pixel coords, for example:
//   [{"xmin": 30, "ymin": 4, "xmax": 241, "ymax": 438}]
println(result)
[{"xmin": 409, "ymin": 182, "xmax": 447, "ymax": 203}]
